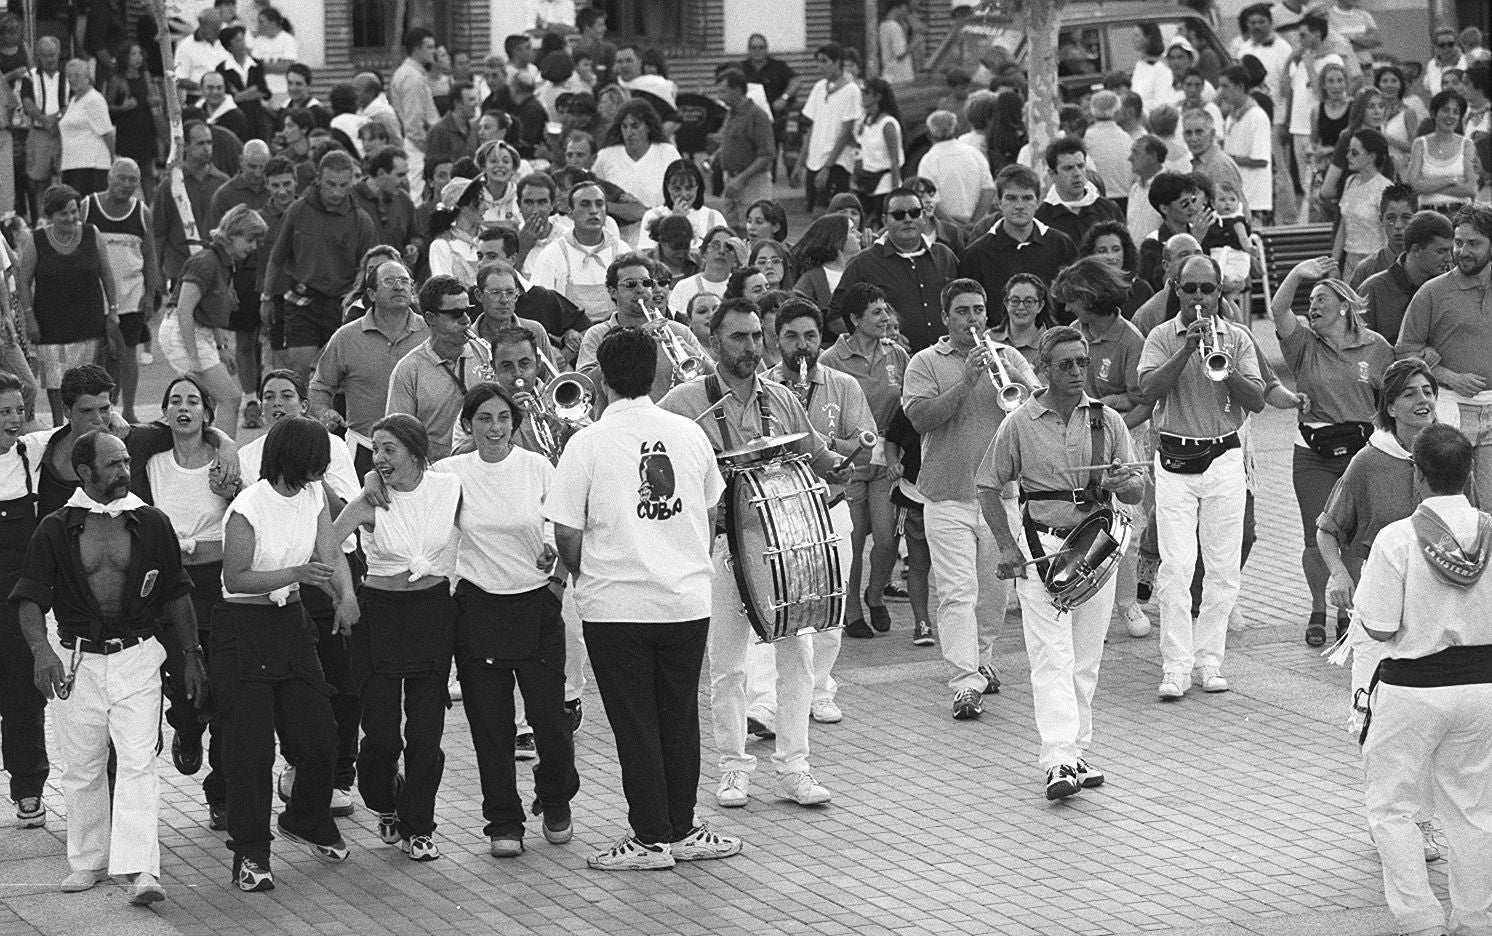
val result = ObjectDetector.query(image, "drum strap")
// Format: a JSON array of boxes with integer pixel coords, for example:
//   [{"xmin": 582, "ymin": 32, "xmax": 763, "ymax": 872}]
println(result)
[
  {"xmin": 704, "ymin": 374, "xmax": 775, "ymax": 452},
  {"xmin": 1018, "ymin": 403, "xmax": 1109, "ymax": 581}
]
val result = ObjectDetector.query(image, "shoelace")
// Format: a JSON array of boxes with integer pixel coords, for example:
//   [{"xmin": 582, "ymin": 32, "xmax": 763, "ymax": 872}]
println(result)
[{"xmin": 723, "ymin": 772, "xmax": 747, "ymax": 792}]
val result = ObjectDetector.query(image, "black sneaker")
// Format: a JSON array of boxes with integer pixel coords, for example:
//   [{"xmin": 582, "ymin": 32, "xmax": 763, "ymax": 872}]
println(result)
[
  {"xmin": 565, "ymin": 698, "xmax": 583, "ymax": 733},
  {"xmin": 911, "ymin": 620, "xmax": 934, "ymax": 646},
  {"xmin": 233, "ymin": 855, "xmax": 274, "ymax": 893},
  {"xmin": 979, "ymin": 664, "xmax": 1001, "ymax": 694},
  {"xmin": 514, "ymin": 733, "xmax": 537, "ymax": 761},
  {"xmin": 882, "ymin": 582, "xmax": 909, "ymax": 601},
  {"xmin": 745, "ymin": 715, "xmax": 776, "ymax": 739},
  {"xmin": 952, "ymin": 689, "xmax": 982, "ymax": 720},
  {"xmin": 172, "ymin": 730, "xmax": 203, "ymax": 776},
  {"xmin": 208, "ymin": 804, "xmax": 227, "ymax": 831},
  {"xmin": 843, "ymin": 617, "xmax": 875, "ymax": 638},
  {"xmin": 1045, "ymin": 765, "xmax": 1081, "ymax": 801},
  {"xmin": 865, "ymin": 588, "xmax": 891, "ymax": 632}
]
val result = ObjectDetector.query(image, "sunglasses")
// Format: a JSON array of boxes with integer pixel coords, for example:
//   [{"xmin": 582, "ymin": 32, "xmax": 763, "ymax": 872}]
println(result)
[
  {"xmin": 619, "ymin": 278, "xmax": 656, "ymax": 290},
  {"xmin": 432, "ymin": 304, "xmax": 479, "ymax": 318},
  {"xmin": 1051, "ymin": 357, "xmax": 1091, "ymax": 372},
  {"xmin": 886, "ymin": 206, "xmax": 924, "ymax": 221},
  {"xmin": 1178, "ymin": 282, "xmax": 1219, "ymax": 295},
  {"xmin": 1437, "ymin": 40, "xmax": 1457, "ymax": 47}
]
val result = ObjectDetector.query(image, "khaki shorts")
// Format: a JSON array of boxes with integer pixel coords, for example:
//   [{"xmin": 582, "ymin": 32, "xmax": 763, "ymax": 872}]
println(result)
[{"xmin": 35, "ymin": 339, "xmax": 101, "ymax": 388}]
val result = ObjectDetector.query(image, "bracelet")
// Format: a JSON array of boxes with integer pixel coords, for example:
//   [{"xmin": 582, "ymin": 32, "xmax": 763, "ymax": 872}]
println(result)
[
  {"xmin": 184, "ymin": 645, "xmax": 204, "ymax": 656},
  {"xmin": 548, "ymin": 575, "xmax": 566, "ymax": 588}
]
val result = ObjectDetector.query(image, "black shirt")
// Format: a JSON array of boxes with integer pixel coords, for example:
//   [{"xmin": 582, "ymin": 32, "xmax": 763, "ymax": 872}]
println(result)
[
  {"xmin": 9, "ymin": 503, "xmax": 193, "ymax": 642},
  {"xmin": 741, "ymin": 57, "xmax": 796, "ymax": 104}
]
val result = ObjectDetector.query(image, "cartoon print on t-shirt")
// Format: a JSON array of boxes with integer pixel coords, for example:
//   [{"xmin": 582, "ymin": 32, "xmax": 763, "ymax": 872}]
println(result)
[{"xmin": 637, "ymin": 441, "xmax": 683, "ymax": 520}]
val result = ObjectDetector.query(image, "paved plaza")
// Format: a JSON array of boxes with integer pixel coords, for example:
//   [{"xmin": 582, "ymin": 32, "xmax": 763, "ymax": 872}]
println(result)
[{"xmin": 0, "ymin": 327, "xmax": 1451, "ymax": 936}]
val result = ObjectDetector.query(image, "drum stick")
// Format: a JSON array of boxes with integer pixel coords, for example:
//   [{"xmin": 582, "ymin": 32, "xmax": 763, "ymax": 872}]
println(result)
[
  {"xmin": 1067, "ymin": 461, "xmax": 1152, "ymax": 472},
  {"xmin": 693, "ymin": 395, "xmax": 732, "ymax": 423},
  {"xmin": 834, "ymin": 430, "xmax": 880, "ymax": 472},
  {"xmin": 1006, "ymin": 547, "xmax": 1079, "ymax": 569}
]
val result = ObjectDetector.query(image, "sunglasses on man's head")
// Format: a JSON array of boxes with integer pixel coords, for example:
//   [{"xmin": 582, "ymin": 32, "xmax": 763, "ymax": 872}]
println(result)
[
  {"xmin": 1178, "ymin": 282, "xmax": 1219, "ymax": 295},
  {"xmin": 887, "ymin": 206, "xmax": 924, "ymax": 221}
]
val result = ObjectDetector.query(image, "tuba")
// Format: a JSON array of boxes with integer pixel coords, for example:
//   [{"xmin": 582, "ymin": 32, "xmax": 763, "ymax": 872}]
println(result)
[
  {"xmin": 1195, "ymin": 309, "xmax": 1232, "ymax": 382},
  {"xmin": 642, "ymin": 297, "xmax": 704, "ymax": 385},
  {"xmin": 969, "ymin": 326, "xmax": 1028, "ymax": 413}
]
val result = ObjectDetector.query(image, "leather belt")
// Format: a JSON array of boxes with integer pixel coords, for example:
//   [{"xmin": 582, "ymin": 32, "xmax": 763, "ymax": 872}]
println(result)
[
  {"xmin": 60, "ymin": 635, "xmax": 148, "ymax": 654},
  {"xmin": 1030, "ymin": 520, "xmax": 1074, "ymax": 539}
]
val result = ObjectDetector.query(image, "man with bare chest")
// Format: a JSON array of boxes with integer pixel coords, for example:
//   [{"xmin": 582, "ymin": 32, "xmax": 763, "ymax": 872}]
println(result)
[{"xmin": 8, "ymin": 431, "xmax": 205, "ymax": 905}]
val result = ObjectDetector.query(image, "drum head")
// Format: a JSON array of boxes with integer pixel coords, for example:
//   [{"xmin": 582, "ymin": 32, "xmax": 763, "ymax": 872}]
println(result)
[
  {"xmin": 1043, "ymin": 508, "xmax": 1131, "ymax": 611},
  {"xmin": 717, "ymin": 432, "xmax": 808, "ymax": 470}
]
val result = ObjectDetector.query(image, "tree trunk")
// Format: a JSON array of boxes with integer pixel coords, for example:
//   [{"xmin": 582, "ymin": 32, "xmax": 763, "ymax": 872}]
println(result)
[{"xmin": 1021, "ymin": 0, "xmax": 1065, "ymax": 176}]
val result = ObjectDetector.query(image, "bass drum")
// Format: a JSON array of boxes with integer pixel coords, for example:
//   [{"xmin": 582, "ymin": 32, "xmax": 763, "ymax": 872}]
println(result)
[
  {"xmin": 724, "ymin": 456, "xmax": 843, "ymax": 641},
  {"xmin": 1043, "ymin": 507, "xmax": 1132, "ymax": 613}
]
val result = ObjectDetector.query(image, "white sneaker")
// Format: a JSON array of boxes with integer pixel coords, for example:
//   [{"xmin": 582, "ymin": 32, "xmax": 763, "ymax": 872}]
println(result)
[
  {"xmin": 129, "ymin": 872, "xmax": 165, "ymax": 905},
  {"xmin": 715, "ymin": 770, "xmax": 749, "ymax": 807},
  {"xmin": 1122, "ymin": 605, "xmax": 1152, "ymax": 638},
  {"xmin": 1418, "ymin": 820, "xmax": 1442, "ymax": 862},
  {"xmin": 447, "ymin": 670, "xmax": 462, "ymax": 702},
  {"xmin": 276, "ymin": 766, "xmax": 295, "ymax": 803},
  {"xmin": 810, "ymin": 699, "xmax": 843, "ymax": 723},
  {"xmin": 672, "ymin": 823, "xmax": 743, "ymax": 861},
  {"xmin": 60, "ymin": 868, "xmax": 109, "ymax": 892},
  {"xmin": 1158, "ymin": 674, "xmax": 1187, "ymax": 700},
  {"xmin": 775, "ymin": 771, "xmax": 831, "ymax": 806},
  {"xmin": 1197, "ymin": 666, "xmax": 1230, "ymax": 693},
  {"xmin": 587, "ymin": 837, "xmax": 674, "ymax": 870},
  {"xmin": 329, "ymin": 787, "xmax": 354, "ymax": 817}
]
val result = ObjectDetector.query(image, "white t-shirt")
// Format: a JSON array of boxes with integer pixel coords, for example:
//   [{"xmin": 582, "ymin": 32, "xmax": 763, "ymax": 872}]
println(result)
[
  {"xmin": 635, "ymin": 204, "xmax": 728, "ymax": 252},
  {"xmin": 591, "ymin": 142, "xmax": 682, "ymax": 211},
  {"xmin": 666, "ymin": 272, "xmax": 728, "ymax": 318},
  {"xmin": 443, "ymin": 448, "xmax": 554, "ymax": 594},
  {"xmin": 146, "ymin": 452, "xmax": 228, "ymax": 553},
  {"xmin": 222, "ymin": 479, "xmax": 325, "ymax": 605},
  {"xmin": 801, "ymin": 77, "xmax": 863, "ymax": 173},
  {"xmin": 1326, "ymin": 5, "xmax": 1376, "ymax": 64},
  {"xmin": 59, "ymin": 88, "xmax": 114, "ymax": 172},
  {"xmin": 917, "ymin": 139, "xmax": 994, "ymax": 223},
  {"xmin": 175, "ymin": 35, "xmax": 229, "ymax": 86},
  {"xmin": 545, "ymin": 395, "xmax": 724, "ymax": 622},
  {"xmin": 360, "ymin": 470, "xmax": 461, "ymax": 580},
  {"xmin": 1224, "ymin": 104, "xmax": 1273, "ymax": 211}
]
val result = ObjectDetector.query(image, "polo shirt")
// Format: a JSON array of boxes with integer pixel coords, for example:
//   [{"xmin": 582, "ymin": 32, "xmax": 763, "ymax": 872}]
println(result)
[
  {"xmin": 545, "ymin": 395, "xmax": 725, "ymax": 623},
  {"xmin": 177, "ymin": 242, "xmax": 237, "ymax": 329},
  {"xmin": 386, "ymin": 337, "xmax": 494, "ymax": 459},
  {"xmin": 310, "ymin": 309, "xmax": 428, "ymax": 436},
  {"xmin": 1082, "ymin": 315, "xmax": 1147, "ymax": 410},
  {"xmin": 977, "ymin": 390, "xmax": 1136, "ymax": 530},
  {"xmin": 1360, "ymin": 259, "xmax": 1419, "ymax": 345},
  {"xmin": 833, "ymin": 237, "xmax": 960, "ymax": 352},
  {"xmin": 473, "ymin": 311, "xmax": 556, "ymax": 365},
  {"xmin": 766, "ymin": 361, "xmax": 876, "ymax": 484},
  {"xmin": 958, "ymin": 220, "xmax": 1077, "ymax": 328},
  {"xmin": 1316, "ymin": 432, "xmax": 1418, "ymax": 561},
  {"xmin": 1347, "ymin": 245, "xmax": 1396, "ymax": 290},
  {"xmin": 576, "ymin": 312, "xmax": 709, "ymax": 403},
  {"xmin": 1277, "ymin": 324, "xmax": 1392, "ymax": 425},
  {"xmin": 10, "ymin": 500, "xmax": 193, "ymax": 641},
  {"xmin": 902, "ymin": 336, "xmax": 1040, "ymax": 502},
  {"xmin": 718, "ymin": 99, "xmax": 775, "ymax": 176},
  {"xmin": 1034, "ymin": 187, "xmax": 1125, "ymax": 252},
  {"xmin": 817, "ymin": 334, "xmax": 911, "ymax": 430},
  {"xmin": 1395, "ymin": 265, "xmax": 1492, "ymax": 384},
  {"xmin": 1137, "ymin": 315, "xmax": 1264, "ymax": 437}
]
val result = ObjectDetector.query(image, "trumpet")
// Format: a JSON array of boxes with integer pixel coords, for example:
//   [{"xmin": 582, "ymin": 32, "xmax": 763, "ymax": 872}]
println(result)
[
  {"xmin": 642, "ymin": 298, "xmax": 703, "ymax": 385},
  {"xmin": 1195, "ymin": 309, "xmax": 1232, "ymax": 382},
  {"xmin": 969, "ymin": 327, "xmax": 1028, "ymax": 413}
]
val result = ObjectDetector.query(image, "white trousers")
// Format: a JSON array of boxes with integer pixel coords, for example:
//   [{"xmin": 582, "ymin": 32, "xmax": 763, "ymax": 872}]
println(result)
[
  {"xmin": 1015, "ymin": 528, "xmax": 1115, "ymax": 771},
  {"xmin": 1363, "ymin": 682, "xmax": 1492, "ymax": 936},
  {"xmin": 925, "ymin": 497, "xmax": 1010, "ymax": 695},
  {"xmin": 1154, "ymin": 447, "xmax": 1244, "ymax": 676},
  {"xmin": 52, "ymin": 637, "xmax": 166, "ymax": 877},
  {"xmin": 746, "ymin": 500, "xmax": 850, "ymax": 714},
  {"xmin": 711, "ymin": 534, "xmax": 813, "ymax": 775}
]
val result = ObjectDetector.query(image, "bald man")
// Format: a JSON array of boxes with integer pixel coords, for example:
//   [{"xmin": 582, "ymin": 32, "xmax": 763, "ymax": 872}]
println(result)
[
  {"xmin": 81, "ymin": 158, "xmax": 158, "ymax": 422},
  {"xmin": 176, "ymin": 9, "xmax": 229, "ymax": 91},
  {"xmin": 21, "ymin": 38, "xmax": 64, "ymax": 210}
]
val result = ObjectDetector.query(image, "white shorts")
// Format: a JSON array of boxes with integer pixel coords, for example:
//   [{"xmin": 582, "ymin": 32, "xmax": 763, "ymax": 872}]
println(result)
[
  {"xmin": 35, "ymin": 340, "xmax": 101, "ymax": 389},
  {"xmin": 158, "ymin": 313, "xmax": 223, "ymax": 374}
]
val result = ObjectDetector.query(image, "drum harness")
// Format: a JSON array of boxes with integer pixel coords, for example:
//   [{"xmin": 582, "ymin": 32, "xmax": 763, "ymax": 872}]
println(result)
[
  {"xmin": 704, "ymin": 374, "xmax": 779, "ymax": 533},
  {"xmin": 1016, "ymin": 401, "xmax": 1109, "ymax": 582}
]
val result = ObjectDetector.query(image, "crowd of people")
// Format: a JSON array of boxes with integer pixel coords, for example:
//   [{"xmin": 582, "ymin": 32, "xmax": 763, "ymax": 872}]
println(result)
[{"xmin": 0, "ymin": 5, "xmax": 1489, "ymax": 932}]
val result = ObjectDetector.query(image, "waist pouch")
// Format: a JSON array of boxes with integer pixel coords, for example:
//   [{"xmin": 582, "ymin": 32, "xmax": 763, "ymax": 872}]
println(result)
[
  {"xmin": 353, "ymin": 583, "xmax": 456, "ymax": 680},
  {"xmin": 1300, "ymin": 422, "xmax": 1370, "ymax": 459},
  {"xmin": 1157, "ymin": 432, "xmax": 1239, "ymax": 475},
  {"xmin": 454, "ymin": 581, "xmax": 565, "ymax": 669}
]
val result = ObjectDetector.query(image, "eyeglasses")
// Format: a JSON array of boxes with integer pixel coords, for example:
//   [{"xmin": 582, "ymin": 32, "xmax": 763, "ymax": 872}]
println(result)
[
  {"xmin": 1178, "ymin": 282, "xmax": 1219, "ymax": 295},
  {"xmin": 886, "ymin": 207, "xmax": 924, "ymax": 221},
  {"xmin": 756, "ymin": 257, "xmax": 784, "ymax": 267},
  {"xmin": 618, "ymin": 278, "xmax": 656, "ymax": 290},
  {"xmin": 1050, "ymin": 357, "xmax": 1091, "ymax": 372},
  {"xmin": 482, "ymin": 287, "xmax": 519, "ymax": 298},
  {"xmin": 1005, "ymin": 297, "xmax": 1042, "ymax": 308},
  {"xmin": 380, "ymin": 276, "xmax": 414, "ymax": 288}
]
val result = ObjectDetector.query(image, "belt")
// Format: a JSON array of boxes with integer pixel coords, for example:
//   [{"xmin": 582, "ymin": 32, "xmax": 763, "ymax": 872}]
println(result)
[
  {"xmin": 1030, "ymin": 520, "xmax": 1074, "ymax": 539},
  {"xmin": 1158, "ymin": 431, "xmax": 1240, "ymax": 447},
  {"xmin": 60, "ymin": 635, "xmax": 148, "ymax": 654}
]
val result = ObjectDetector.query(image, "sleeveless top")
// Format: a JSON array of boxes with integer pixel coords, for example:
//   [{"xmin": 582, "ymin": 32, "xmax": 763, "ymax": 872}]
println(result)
[
  {"xmin": 1416, "ymin": 136, "xmax": 1466, "ymax": 207},
  {"xmin": 361, "ymin": 470, "xmax": 462, "ymax": 581},
  {"xmin": 855, "ymin": 114, "xmax": 901, "ymax": 189},
  {"xmin": 34, "ymin": 225, "xmax": 105, "ymax": 345},
  {"xmin": 1315, "ymin": 101, "xmax": 1350, "ymax": 149},
  {"xmin": 84, "ymin": 194, "xmax": 147, "ymax": 313},
  {"xmin": 222, "ymin": 480, "xmax": 325, "ymax": 605}
]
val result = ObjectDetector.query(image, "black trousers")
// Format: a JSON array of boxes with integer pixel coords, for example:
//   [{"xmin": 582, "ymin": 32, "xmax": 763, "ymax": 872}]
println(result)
[
  {"xmin": 161, "ymin": 561, "xmax": 224, "ymax": 806},
  {"xmin": 352, "ymin": 585, "xmax": 455, "ymax": 839},
  {"xmin": 0, "ymin": 552, "xmax": 48, "ymax": 802},
  {"xmin": 211, "ymin": 602, "xmax": 341, "ymax": 864},
  {"xmin": 583, "ymin": 619, "xmax": 708, "ymax": 845},
  {"xmin": 804, "ymin": 164, "xmax": 850, "ymax": 213},
  {"xmin": 455, "ymin": 583, "xmax": 578, "ymax": 839},
  {"xmin": 279, "ymin": 563, "xmax": 363, "ymax": 791}
]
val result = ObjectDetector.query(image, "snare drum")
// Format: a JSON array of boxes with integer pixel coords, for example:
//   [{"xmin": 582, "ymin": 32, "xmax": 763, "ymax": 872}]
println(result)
[
  {"xmin": 1042, "ymin": 507, "xmax": 1132, "ymax": 613},
  {"xmin": 724, "ymin": 454, "xmax": 844, "ymax": 641}
]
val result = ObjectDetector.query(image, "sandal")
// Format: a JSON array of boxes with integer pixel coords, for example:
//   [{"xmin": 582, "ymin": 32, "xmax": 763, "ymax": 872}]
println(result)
[{"xmin": 1305, "ymin": 611, "xmax": 1327, "ymax": 647}]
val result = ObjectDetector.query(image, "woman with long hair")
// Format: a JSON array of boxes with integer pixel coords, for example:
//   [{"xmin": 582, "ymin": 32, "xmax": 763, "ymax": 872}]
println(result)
[
  {"xmin": 249, "ymin": 6, "xmax": 299, "ymax": 101},
  {"xmin": 1333, "ymin": 128, "xmax": 1394, "ymax": 277},
  {"xmin": 854, "ymin": 77, "xmax": 903, "ymax": 219},
  {"xmin": 995, "ymin": 273, "xmax": 1050, "ymax": 367},
  {"xmin": 1271, "ymin": 258, "xmax": 1393, "ymax": 646},
  {"xmin": 332, "ymin": 414, "xmax": 462, "ymax": 861},
  {"xmin": 159, "ymin": 204, "xmax": 268, "ymax": 437},
  {"xmin": 1320, "ymin": 86, "xmax": 1387, "ymax": 211},
  {"xmin": 790, "ymin": 213, "xmax": 861, "ymax": 316},
  {"xmin": 443, "ymin": 384, "xmax": 578, "ymax": 857},
  {"xmin": 591, "ymin": 98, "xmax": 681, "ymax": 237},
  {"xmin": 1406, "ymin": 90, "xmax": 1478, "ymax": 215},
  {"xmin": 987, "ymin": 89, "xmax": 1027, "ymax": 173},
  {"xmin": 750, "ymin": 238, "xmax": 795, "ymax": 292},
  {"xmin": 1374, "ymin": 65, "xmax": 1423, "ymax": 174},
  {"xmin": 217, "ymin": 416, "xmax": 358, "ymax": 891},
  {"xmin": 476, "ymin": 139, "xmax": 523, "ymax": 225},
  {"xmin": 1079, "ymin": 221, "xmax": 1154, "ymax": 319},
  {"xmin": 104, "ymin": 40, "xmax": 160, "ymax": 194},
  {"xmin": 636, "ymin": 158, "xmax": 726, "ymax": 252},
  {"xmin": 427, "ymin": 176, "xmax": 485, "ymax": 282},
  {"xmin": 744, "ymin": 198, "xmax": 790, "ymax": 244}
]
